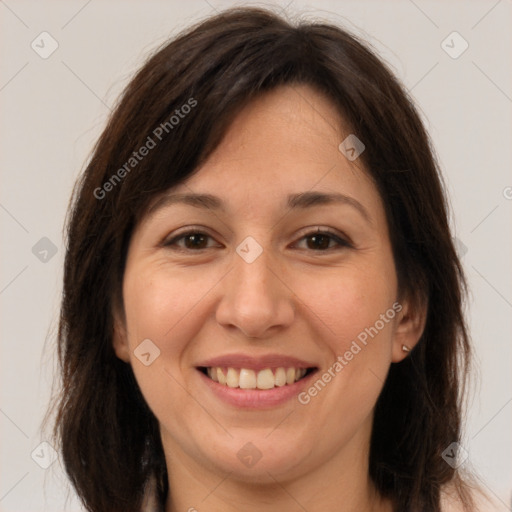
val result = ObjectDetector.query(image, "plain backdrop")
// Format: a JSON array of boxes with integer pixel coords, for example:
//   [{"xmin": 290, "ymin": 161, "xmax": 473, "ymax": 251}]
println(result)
[{"xmin": 1, "ymin": 1, "xmax": 511, "ymax": 510}]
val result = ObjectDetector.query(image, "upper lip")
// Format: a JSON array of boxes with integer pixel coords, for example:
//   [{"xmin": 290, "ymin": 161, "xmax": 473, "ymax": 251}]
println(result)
[{"xmin": 196, "ymin": 353, "xmax": 318, "ymax": 372}]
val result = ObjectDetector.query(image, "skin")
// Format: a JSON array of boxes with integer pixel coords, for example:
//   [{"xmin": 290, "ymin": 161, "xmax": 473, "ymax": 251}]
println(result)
[{"xmin": 114, "ymin": 84, "xmax": 426, "ymax": 512}]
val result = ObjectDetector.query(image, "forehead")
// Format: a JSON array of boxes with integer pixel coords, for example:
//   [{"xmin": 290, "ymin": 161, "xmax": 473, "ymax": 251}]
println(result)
[
  {"xmin": 166, "ymin": 85, "xmax": 384, "ymax": 219},
  {"xmin": 200, "ymin": 84, "xmax": 348, "ymax": 173}
]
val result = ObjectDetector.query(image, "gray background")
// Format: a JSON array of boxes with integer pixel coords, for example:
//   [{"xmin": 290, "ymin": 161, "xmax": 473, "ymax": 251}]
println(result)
[{"xmin": 1, "ymin": 1, "xmax": 511, "ymax": 510}]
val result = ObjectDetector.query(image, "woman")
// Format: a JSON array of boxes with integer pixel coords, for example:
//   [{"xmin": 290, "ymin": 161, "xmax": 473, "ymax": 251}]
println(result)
[{"xmin": 52, "ymin": 7, "xmax": 480, "ymax": 511}]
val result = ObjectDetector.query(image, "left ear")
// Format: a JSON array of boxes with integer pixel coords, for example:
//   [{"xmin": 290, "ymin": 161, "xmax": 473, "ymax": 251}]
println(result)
[{"xmin": 391, "ymin": 293, "xmax": 428, "ymax": 362}]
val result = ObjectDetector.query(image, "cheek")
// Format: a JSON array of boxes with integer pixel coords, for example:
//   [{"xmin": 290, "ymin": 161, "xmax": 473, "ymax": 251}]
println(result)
[
  {"xmin": 294, "ymin": 262, "xmax": 397, "ymax": 413},
  {"xmin": 296, "ymin": 272, "xmax": 397, "ymax": 421},
  {"xmin": 122, "ymin": 264, "xmax": 223, "ymax": 406},
  {"xmin": 123, "ymin": 265, "xmax": 214, "ymax": 348},
  {"xmin": 122, "ymin": 267, "xmax": 210, "ymax": 429},
  {"xmin": 295, "ymin": 265, "xmax": 397, "ymax": 351}
]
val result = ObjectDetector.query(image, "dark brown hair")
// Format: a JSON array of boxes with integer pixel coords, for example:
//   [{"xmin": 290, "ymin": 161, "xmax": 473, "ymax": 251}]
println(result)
[{"xmin": 51, "ymin": 7, "xmax": 473, "ymax": 512}]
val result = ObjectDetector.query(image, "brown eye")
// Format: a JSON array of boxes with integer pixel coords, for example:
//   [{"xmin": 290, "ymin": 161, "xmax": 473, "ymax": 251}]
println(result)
[
  {"xmin": 165, "ymin": 231, "xmax": 217, "ymax": 251},
  {"xmin": 308, "ymin": 233, "xmax": 333, "ymax": 250},
  {"xmin": 295, "ymin": 230, "xmax": 352, "ymax": 251},
  {"xmin": 182, "ymin": 233, "xmax": 209, "ymax": 249}
]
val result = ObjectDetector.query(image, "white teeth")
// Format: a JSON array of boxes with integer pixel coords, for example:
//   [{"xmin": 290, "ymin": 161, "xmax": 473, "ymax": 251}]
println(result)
[
  {"xmin": 256, "ymin": 369, "xmax": 275, "ymax": 390},
  {"xmin": 239, "ymin": 369, "xmax": 256, "ymax": 389},
  {"xmin": 208, "ymin": 367, "xmax": 219, "ymax": 382},
  {"xmin": 205, "ymin": 366, "xmax": 310, "ymax": 389},
  {"xmin": 217, "ymin": 368, "xmax": 227, "ymax": 385},
  {"xmin": 275, "ymin": 367, "xmax": 287, "ymax": 387},
  {"xmin": 226, "ymin": 368, "xmax": 239, "ymax": 388}
]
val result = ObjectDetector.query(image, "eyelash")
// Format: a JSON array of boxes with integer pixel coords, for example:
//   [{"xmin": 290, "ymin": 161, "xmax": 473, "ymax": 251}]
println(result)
[{"xmin": 163, "ymin": 227, "xmax": 352, "ymax": 253}]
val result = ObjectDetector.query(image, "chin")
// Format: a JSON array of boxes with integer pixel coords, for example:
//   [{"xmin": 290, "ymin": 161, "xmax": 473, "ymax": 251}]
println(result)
[{"xmin": 196, "ymin": 433, "xmax": 316, "ymax": 484}]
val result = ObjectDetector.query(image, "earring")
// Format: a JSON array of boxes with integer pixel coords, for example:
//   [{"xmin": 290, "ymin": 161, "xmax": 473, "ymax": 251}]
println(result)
[{"xmin": 401, "ymin": 344, "xmax": 411, "ymax": 353}]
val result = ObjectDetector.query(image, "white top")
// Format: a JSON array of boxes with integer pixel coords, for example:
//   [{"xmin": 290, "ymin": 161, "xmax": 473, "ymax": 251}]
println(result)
[{"xmin": 140, "ymin": 476, "xmax": 162, "ymax": 512}]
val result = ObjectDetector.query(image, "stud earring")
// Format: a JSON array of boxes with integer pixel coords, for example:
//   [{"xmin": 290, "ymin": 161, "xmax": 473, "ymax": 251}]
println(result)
[{"xmin": 401, "ymin": 344, "xmax": 411, "ymax": 353}]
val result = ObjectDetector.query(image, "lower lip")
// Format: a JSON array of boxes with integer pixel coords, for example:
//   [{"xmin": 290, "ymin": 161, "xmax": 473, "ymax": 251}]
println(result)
[{"xmin": 198, "ymin": 369, "xmax": 316, "ymax": 409}]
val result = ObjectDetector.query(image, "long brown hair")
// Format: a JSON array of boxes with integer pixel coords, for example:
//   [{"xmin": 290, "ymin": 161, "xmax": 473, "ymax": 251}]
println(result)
[{"xmin": 51, "ymin": 7, "xmax": 473, "ymax": 511}]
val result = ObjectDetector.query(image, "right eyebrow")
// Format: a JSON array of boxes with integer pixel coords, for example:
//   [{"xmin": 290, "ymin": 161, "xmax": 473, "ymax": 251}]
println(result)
[{"xmin": 146, "ymin": 193, "xmax": 225, "ymax": 216}]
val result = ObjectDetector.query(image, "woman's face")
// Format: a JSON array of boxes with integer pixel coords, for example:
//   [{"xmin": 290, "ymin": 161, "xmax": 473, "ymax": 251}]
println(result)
[{"xmin": 114, "ymin": 84, "xmax": 418, "ymax": 485}]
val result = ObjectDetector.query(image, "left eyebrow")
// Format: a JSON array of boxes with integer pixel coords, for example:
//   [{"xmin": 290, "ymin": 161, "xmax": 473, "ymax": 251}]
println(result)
[
  {"xmin": 286, "ymin": 191, "xmax": 372, "ymax": 225},
  {"xmin": 146, "ymin": 191, "xmax": 372, "ymax": 225}
]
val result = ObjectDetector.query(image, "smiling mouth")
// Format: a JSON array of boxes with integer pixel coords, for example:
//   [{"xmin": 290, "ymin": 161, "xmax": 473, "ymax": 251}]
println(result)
[{"xmin": 198, "ymin": 366, "xmax": 317, "ymax": 390}]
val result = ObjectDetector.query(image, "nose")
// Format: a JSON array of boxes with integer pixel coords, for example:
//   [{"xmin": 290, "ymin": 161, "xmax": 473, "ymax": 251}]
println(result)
[{"xmin": 215, "ymin": 245, "xmax": 295, "ymax": 339}]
